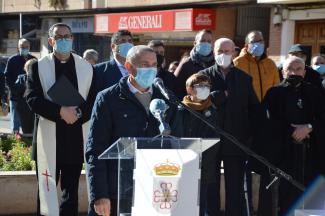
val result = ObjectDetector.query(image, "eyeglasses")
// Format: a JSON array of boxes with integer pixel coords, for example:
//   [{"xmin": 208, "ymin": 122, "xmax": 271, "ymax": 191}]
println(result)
[
  {"xmin": 53, "ymin": 34, "xmax": 72, "ymax": 40},
  {"xmin": 193, "ymin": 83, "xmax": 211, "ymax": 88},
  {"xmin": 249, "ymin": 39, "xmax": 264, "ymax": 44}
]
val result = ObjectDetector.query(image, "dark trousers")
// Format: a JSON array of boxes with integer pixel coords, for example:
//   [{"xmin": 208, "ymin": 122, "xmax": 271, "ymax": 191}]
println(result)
[
  {"xmin": 220, "ymin": 156, "xmax": 246, "ymax": 216},
  {"xmin": 36, "ymin": 163, "xmax": 82, "ymax": 216}
]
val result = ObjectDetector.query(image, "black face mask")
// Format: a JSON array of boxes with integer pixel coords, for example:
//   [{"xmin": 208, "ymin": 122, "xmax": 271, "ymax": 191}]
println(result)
[
  {"xmin": 285, "ymin": 75, "xmax": 304, "ymax": 87},
  {"xmin": 156, "ymin": 54, "xmax": 165, "ymax": 69}
]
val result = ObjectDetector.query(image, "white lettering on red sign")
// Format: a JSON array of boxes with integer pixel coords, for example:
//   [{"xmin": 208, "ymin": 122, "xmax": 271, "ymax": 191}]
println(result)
[
  {"xmin": 195, "ymin": 14, "xmax": 212, "ymax": 26},
  {"xmin": 118, "ymin": 15, "xmax": 162, "ymax": 30}
]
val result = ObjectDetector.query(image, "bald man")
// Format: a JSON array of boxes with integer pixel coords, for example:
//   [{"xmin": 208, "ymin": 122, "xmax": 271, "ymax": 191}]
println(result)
[{"xmin": 199, "ymin": 37, "xmax": 261, "ymax": 216}]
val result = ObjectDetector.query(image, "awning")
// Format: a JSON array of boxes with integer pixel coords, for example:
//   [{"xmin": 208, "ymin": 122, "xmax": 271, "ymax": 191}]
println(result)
[
  {"xmin": 94, "ymin": 8, "xmax": 216, "ymax": 33},
  {"xmin": 258, "ymin": 0, "xmax": 325, "ymax": 4}
]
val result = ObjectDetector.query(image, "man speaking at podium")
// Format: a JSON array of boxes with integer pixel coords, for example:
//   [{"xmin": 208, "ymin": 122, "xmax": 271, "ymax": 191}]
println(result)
[{"xmin": 86, "ymin": 45, "xmax": 173, "ymax": 216}]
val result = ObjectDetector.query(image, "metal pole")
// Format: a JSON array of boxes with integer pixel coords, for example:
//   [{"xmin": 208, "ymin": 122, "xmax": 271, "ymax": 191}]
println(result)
[{"xmin": 19, "ymin": 13, "xmax": 22, "ymax": 38}]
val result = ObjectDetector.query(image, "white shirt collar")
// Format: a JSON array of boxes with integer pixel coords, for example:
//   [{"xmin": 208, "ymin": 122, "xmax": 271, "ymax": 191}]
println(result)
[
  {"xmin": 114, "ymin": 57, "xmax": 129, "ymax": 77},
  {"xmin": 127, "ymin": 77, "xmax": 153, "ymax": 94}
]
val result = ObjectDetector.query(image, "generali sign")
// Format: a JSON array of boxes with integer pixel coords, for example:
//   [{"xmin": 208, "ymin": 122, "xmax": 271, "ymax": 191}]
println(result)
[{"xmin": 95, "ymin": 8, "xmax": 216, "ymax": 33}]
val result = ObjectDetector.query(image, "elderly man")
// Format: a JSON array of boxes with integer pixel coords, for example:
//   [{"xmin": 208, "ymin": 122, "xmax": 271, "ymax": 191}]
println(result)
[
  {"xmin": 83, "ymin": 49, "xmax": 99, "ymax": 65},
  {"xmin": 281, "ymin": 44, "xmax": 322, "ymax": 88},
  {"xmin": 86, "ymin": 45, "xmax": 174, "ymax": 216},
  {"xmin": 258, "ymin": 56, "xmax": 325, "ymax": 215},
  {"xmin": 200, "ymin": 38, "xmax": 260, "ymax": 216},
  {"xmin": 94, "ymin": 30, "xmax": 134, "ymax": 92},
  {"xmin": 234, "ymin": 30, "xmax": 280, "ymax": 102},
  {"xmin": 4, "ymin": 38, "xmax": 36, "ymax": 133},
  {"xmin": 174, "ymin": 29, "xmax": 215, "ymax": 99},
  {"xmin": 25, "ymin": 23, "xmax": 96, "ymax": 216}
]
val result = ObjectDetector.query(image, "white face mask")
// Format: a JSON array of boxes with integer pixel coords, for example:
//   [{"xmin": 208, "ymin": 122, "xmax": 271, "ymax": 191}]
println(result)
[
  {"xmin": 215, "ymin": 53, "xmax": 232, "ymax": 68},
  {"xmin": 195, "ymin": 87, "xmax": 210, "ymax": 100}
]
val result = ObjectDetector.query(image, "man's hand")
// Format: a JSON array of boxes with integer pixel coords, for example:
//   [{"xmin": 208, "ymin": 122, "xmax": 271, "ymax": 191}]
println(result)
[
  {"xmin": 94, "ymin": 198, "xmax": 111, "ymax": 216},
  {"xmin": 60, "ymin": 106, "xmax": 78, "ymax": 124},
  {"xmin": 291, "ymin": 124, "xmax": 312, "ymax": 143}
]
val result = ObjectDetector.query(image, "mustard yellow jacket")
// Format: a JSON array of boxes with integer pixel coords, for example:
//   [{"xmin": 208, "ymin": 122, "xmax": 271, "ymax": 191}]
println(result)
[{"xmin": 233, "ymin": 49, "xmax": 280, "ymax": 101}]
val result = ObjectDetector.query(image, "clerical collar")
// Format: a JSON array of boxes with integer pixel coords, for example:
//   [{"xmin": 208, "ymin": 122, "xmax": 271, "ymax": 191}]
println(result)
[{"xmin": 54, "ymin": 54, "xmax": 71, "ymax": 64}]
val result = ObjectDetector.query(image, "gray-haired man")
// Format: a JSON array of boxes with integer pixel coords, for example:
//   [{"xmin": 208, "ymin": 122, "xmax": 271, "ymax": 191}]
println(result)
[
  {"xmin": 4, "ymin": 38, "xmax": 36, "ymax": 133},
  {"xmin": 86, "ymin": 45, "xmax": 174, "ymax": 216}
]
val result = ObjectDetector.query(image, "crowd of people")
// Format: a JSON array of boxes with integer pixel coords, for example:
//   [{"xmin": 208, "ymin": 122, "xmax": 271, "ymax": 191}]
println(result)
[{"xmin": 2, "ymin": 22, "xmax": 325, "ymax": 216}]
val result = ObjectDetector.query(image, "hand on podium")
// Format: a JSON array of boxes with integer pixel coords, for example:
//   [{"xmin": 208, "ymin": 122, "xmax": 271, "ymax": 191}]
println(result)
[{"xmin": 94, "ymin": 198, "xmax": 111, "ymax": 216}]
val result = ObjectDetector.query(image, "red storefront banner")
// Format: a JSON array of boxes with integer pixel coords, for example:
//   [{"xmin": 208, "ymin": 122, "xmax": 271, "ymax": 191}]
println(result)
[{"xmin": 94, "ymin": 8, "xmax": 216, "ymax": 33}]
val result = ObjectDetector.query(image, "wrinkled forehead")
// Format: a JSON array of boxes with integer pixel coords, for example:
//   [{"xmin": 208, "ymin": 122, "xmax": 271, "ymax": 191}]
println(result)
[{"xmin": 285, "ymin": 60, "xmax": 305, "ymax": 70}]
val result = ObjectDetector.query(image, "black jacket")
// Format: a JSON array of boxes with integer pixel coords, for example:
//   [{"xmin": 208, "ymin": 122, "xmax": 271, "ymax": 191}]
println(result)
[
  {"xmin": 26, "ymin": 58, "xmax": 97, "ymax": 163},
  {"xmin": 200, "ymin": 64, "xmax": 261, "ymax": 156},
  {"xmin": 260, "ymin": 81, "xmax": 325, "ymax": 176},
  {"xmin": 4, "ymin": 53, "xmax": 36, "ymax": 100},
  {"xmin": 85, "ymin": 76, "xmax": 175, "ymax": 204},
  {"xmin": 94, "ymin": 59, "xmax": 122, "ymax": 93},
  {"xmin": 171, "ymin": 94, "xmax": 223, "ymax": 183}
]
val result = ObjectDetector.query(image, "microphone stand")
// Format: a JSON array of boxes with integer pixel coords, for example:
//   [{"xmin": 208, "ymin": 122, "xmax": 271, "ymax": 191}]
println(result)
[{"xmin": 165, "ymin": 92, "xmax": 305, "ymax": 195}]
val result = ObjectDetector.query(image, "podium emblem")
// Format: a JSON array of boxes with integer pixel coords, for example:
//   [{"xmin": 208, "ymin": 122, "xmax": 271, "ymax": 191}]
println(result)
[{"xmin": 153, "ymin": 182, "xmax": 179, "ymax": 213}]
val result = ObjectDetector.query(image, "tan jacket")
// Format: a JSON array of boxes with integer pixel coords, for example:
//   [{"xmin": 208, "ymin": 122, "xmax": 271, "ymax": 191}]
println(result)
[{"xmin": 233, "ymin": 48, "xmax": 280, "ymax": 101}]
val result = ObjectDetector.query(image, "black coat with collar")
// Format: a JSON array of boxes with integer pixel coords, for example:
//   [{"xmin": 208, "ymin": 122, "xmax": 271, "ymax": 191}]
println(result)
[
  {"xmin": 199, "ymin": 64, "xmax": 261, "ymax": 156},
  {"xmin": 94, "ymin": 59, "xmax": 122, "ymax": 92},
  {"xmin": 85, "ymin": 76, "xmax": 174, "ymax": 204},
  {"xmin": 259, "ymin": 81, "xmax": 325, "ymax": 175}
]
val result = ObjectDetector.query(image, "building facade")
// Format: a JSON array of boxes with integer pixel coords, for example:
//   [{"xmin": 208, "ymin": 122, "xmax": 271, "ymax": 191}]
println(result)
[
  {"xmin": 260, "ymin": 0, "xmax": 325, "ymax": 65},
  {"xmin": 0, "ymin": 0, "xmax": 273, "ymax": 64}
]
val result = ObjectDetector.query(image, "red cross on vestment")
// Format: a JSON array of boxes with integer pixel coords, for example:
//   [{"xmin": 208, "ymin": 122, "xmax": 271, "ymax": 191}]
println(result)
[{"xmin": 42, "ymin": 169, "xmax": 52, "ymax": 192}]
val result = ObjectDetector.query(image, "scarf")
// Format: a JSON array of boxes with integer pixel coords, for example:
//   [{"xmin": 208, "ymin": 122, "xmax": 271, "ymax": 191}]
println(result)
[
  {"xmin": 190, "ymin": 48, "xmax": 215, "ymax": 68},
  {"xmin": 182, "ymin": 95, "xmax": 212, "ymax": 111}
]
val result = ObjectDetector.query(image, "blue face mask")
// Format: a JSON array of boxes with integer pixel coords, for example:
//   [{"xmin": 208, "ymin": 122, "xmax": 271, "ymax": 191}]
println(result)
[
  {"xmin": 54, "ymin": 39, "xmax": 72, "ymax": 55},
  {"xmin": 135, "ymin": 67, "xmax": 157, "ymax": 89},
  {"xmin": 19, "ymin": 48, "xmax": 29, "ymax": 57},
  {"xmin": 312, "ymin": 64, "xmax": 325, "ymax": 75},
  {"xmin": 195, "ymin": 42, "xmax": 212, "ymax": 56},
  {"xmin": 248, "ymin": 42, "xmax": 265, "ymax": 57},
  {"xmin": 118, "ymin": 42, "xmax": 134, "ymax": 58}
]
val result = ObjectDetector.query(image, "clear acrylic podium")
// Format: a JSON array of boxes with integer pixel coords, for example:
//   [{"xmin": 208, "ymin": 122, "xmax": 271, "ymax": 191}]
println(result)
[{"xmin": 99, "ymin": 136, "xmax": 219, "ymax": 216}]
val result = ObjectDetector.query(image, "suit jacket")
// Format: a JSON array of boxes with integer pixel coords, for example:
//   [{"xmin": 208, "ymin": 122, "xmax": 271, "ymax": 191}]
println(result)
[
  {"xmin": 94, "ymin": 59, "xmax": 123, "ymax": 92},
  {"xmin": 200, "ymin": 64, "xmax": 261, "ymax": 156}
]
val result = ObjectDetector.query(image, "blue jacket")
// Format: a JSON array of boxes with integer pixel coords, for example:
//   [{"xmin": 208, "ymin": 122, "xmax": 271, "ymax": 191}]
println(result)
[
  {"xmin": 85, "ymin": 76, "xmax": 174, "ymax": 204},
  {"xmin": 4, "ymin": 53, "xmax": 35, "ymax": 100},
  {"xmin": 94, "ymin": 59, "xmax": 122, "ymax": 93}
]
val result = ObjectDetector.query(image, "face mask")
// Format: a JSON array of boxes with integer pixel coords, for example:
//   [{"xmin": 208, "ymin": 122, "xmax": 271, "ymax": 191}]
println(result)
[
  {"xmin": 195, "ymin": 42, "xmax": 212, "ymax": 56},
  {"xmin": 285, "ymin": 75, "xmax": 304, "ymax": 87},
  {"xmin": 248, "ymin": 42, "xmax": 264, "ymax": 57},
  {"xmin": 54, "ymin": 39, "xmax": 72, "ymax": 55},
  {"xmin": 117, "ymin": 42, "xmax": 134, "ymax": 58},
  {"xmin": 156, "ymin": 54, "xmax": 165, "ymax": 69},
  {"xmin": 19, "ymin": 48, "xmax": 29, "ymax": 57},
  {"xmin": 135, "ymin": 67, "xmax": 157, "ymax": 89},
  {"xmin": 215, "ymin": 54, "xmax": 232, "ymax": 68},
  {"xmin": 195, "ymin": 86, "xmax": 210, "ymax": 100},
  {"xmin": 312, "ymin": 64, "xmax": 325, "ymax": 75}
]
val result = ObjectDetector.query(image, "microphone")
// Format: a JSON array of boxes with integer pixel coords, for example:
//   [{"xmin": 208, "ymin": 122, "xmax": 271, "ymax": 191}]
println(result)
[
  {"xmin": 153, "ymin": 78, "xmax": 171, "ymax": 100},
  {"xmin": 149, "ymin": 98, "xmax": 171, "ymax": 135}
]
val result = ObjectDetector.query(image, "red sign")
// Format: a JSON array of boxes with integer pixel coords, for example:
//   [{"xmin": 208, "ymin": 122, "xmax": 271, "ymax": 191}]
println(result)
[{"xmin": 94, "ymin": 8, "xmax": 216, "ymax": 33}]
